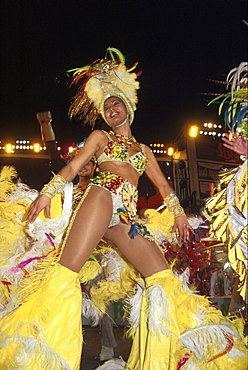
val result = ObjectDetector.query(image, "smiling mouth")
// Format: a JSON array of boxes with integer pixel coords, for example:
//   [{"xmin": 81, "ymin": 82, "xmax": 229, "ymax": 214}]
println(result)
[{"xmin": 110, "ymin": 112, "xmax": 118, "ymax": 118}]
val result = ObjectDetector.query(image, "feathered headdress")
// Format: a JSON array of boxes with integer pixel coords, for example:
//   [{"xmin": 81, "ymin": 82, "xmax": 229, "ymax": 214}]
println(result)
[
  {"xmin": 208, "ymin": 62, "xmax": 248, "ymax": 136},
  {"xmin": 68, "ymin": 47, "xmax": 140, "ymax": 127}
]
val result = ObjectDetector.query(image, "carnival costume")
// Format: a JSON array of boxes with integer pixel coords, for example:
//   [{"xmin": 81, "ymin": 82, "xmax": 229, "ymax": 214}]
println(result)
[
  {"xmin": 0, "ymin": 49, "xmax": 247, "ymax": 370},
  {"xmin": 204, "ymin": 62, "xmax": 248, "ymax": 301}
]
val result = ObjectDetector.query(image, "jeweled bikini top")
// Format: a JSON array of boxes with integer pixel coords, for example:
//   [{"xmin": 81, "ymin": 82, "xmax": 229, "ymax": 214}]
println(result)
[{"xmin": 97, "ymin": 130, "xmax": 148, "ymax": 176}]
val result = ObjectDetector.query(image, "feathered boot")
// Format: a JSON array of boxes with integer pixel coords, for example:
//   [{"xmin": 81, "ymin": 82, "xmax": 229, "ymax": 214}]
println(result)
[
  {"xmin": 0, "ymin": 263, "xmax": 83, "ymax": 370},
  {"xmin": 125, "ymin": 269, "xmax": 247, "ymax": 370}
]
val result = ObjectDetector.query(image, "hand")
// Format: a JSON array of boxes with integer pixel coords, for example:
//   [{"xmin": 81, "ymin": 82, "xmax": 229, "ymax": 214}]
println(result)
[
  {"xmin": 26, "ymin": 194, "xmax": 51, "ymax": 223},
  {"xmin": 171, "ymin": 214, "xmax": 194, "ymax": 243},
  {"xmin": 222, "ymin": 131, "xmax": 248, "ymax": 156},
  {"xmin": 36, "ymin": 111, "xmax": 52, "ymax": 125}
]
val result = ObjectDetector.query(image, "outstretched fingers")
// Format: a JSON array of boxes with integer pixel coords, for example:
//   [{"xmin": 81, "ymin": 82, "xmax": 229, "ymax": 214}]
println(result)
[
  {"xmin": 26, "ymin": 194, "xmax": 51, "ymax": 223},
  {"xmin": 172, "ymin": 215, "xmax": 194, "ymax": 243}
]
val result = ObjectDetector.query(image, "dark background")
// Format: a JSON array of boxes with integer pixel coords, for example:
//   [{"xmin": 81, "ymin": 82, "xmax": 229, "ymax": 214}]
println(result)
[{"xmin": 1, "ymin": 0, "xmax": 247, "ymax": 148}]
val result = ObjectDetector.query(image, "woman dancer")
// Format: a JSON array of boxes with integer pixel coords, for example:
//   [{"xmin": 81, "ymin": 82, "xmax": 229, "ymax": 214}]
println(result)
[{"xmin": 0, "ymin": 49, "xmax": 246, "ymax": 369}]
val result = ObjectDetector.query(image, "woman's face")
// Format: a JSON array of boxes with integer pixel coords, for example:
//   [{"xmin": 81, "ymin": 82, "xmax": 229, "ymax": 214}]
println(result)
[{"xmin": 104, "ymin": 97, "xmax": 128, "ymax": 127}]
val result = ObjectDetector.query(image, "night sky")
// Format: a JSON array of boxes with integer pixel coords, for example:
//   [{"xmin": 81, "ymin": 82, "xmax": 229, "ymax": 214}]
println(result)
[{"xmin": 1, "ymin": 0, "xmax": 247, "ymax": 148}]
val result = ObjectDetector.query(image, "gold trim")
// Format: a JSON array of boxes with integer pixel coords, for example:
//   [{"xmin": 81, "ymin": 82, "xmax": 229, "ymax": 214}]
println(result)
[{"xmin": 58, "ymin": 185, "xmax": 92, "ymax": 258}]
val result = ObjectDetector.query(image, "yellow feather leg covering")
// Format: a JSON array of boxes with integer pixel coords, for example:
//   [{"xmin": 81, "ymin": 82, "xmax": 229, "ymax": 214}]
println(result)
[
  {"xmin": 126, "ymin": 269, "xmax": 247, "ymax": 370},
  {"xmin": 0, "ymin": 264, "xmax": 82, "ymax": 370}
]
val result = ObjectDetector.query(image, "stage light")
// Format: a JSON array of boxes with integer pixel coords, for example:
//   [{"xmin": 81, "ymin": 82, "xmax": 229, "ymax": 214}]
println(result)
[
  {"xmin": 33, "ymin": 143, "xmax": 40, "ymax": 152},
  {"xmin": 167, "ymin": 147, "xmax": 174, "ymax": 156},
  {"xmin": 189, "ymin": 125, "xmax": 199, "ymax": 138},
  {"xmin": 5, "ymin": 144, "xmax": 13, "ymax": 153}
]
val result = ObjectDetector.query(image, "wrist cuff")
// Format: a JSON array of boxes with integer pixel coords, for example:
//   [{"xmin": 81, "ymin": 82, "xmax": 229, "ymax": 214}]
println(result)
[
  {"xmin": 40, "ymin": 174, "xmax": 66, "ymax": 198},
  {"xmin": 163, "ymin": 194, "xmax": 185, "ymax": 217}
]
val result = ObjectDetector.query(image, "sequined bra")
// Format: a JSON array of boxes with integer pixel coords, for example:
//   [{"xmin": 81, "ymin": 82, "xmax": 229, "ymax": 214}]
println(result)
[{"xmin": 97, "ymin": 131, "xmax": 148, "ymax": 176}]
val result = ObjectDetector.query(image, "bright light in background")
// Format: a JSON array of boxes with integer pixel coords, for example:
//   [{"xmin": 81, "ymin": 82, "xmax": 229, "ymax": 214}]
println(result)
[
  {"xmin": 33, "ymin": 143, "xmax": 40, "ymax": 152},
  {"xmin": 67, "ymin": 146, "xmax": 74, "ymax": 153},
  {"xmin": 5, "ymin": 144, "xmax": 13, "ymax": 153},
  {"xmin": 188, "ymin": 125, "xmax": 199, "ymax": 138},
  {"xmin": 167, "ymin": 147, "xmax": 174, "ymax": 156}
]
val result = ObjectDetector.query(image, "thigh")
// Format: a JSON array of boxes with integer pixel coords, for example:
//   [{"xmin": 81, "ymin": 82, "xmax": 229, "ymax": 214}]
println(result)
[
  {"xmin": 59, "ymin": 186, "xmax": 113, "ymax": 272},
  {"xmin": 104, "ymin": 223, "xmax": 169, "ymax": 278}
]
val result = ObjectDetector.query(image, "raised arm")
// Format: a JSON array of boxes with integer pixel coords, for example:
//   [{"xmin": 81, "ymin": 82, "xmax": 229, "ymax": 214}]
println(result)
[
  {"xmin": 144, "ymin": 146, "xmax": 193, "ymax": 243},
  {"xmin": 26, "ymin": 130, "xmax": 103, "ymax": 223}
]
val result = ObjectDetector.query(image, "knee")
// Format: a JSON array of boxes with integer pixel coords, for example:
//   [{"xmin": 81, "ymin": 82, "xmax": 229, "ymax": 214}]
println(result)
[{"xmin": 89, "ymin": 186, "xmax": 112, "ymax": 208}]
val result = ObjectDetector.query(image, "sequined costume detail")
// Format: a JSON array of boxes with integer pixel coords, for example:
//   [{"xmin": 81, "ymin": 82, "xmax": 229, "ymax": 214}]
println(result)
[
  {"xmin": 90, "ymin": 172, "xmax": 153, "ymax": 239},
  {"xmin": 97, "ymin": 131, "xmax": 148, "ymax": 176}
]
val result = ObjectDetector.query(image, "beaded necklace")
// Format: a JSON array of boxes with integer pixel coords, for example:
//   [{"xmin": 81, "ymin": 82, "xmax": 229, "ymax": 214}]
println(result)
[{"xmin": 109, "ymin": 131, "xmax": 138, "ymax": 147}]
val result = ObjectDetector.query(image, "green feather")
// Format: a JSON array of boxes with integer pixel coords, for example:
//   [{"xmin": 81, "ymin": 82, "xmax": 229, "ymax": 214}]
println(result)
[{"xmin": 106, "ymin": 47, "xmax": 125, "ymax": 64}]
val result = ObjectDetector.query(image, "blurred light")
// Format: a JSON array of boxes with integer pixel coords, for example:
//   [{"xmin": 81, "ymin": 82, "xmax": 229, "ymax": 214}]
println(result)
[
  {"xmin": 217, "ymin": 133, "xmax": 221, "ymax": 137},
  {"xmin": 68, "ymin": 146, "xmax": 74, "ymax": 153},
  {"xmin": 167, "ymin": 147, "xmax": 174, "ymax": 156},
  {"xmin": 166, "ymin": 162, "xmax": 170, "ymax": 166},
  {"xmin": 189, "ymin": 125, "xmax": 199, "ymax": 138},
  {"xmin": 199, "ymin": 130, "xmax": 203, "ymax": 134},
  {"xmin": 5, "ymin": 144, "xmax": 13, "ymax": 153},
  {"xmin": 218, "ymin": 125, "xmax": 222, "ymax": 128},
  {"xmin": 208, "ymin": 122, "xmax": 213, "ymax": 128},
  {"xmin": 204, "ymin": 131, "xmax": 208, "ymax": 135},
  {"xmin": 214, "ymin": 124, "xmax": 217, "ymax": 128},
  {"xmin": 33, "ymin": 143, "xmax": 40, "ymax": 152},
  {"xmin": 203, "ymin": 122, "xmax": 208, "ymax": 127},
  {"xmin": 16, "ymin": 140, "xmax": 19, "ymax": 143}
]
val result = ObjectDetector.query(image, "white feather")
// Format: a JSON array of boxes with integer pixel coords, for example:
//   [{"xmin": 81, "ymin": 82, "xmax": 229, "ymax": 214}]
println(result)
[
  {"xmin": 146, "ymin": 285, "xmax": 172, "ymax": 338},
  {"xmin": 82, "ymin": 295, "xmax": 102, "ymax": 326},
  {"xmin": 100, "ymin": 250, "xmax": 124, "ymax": 282},
  {"xmin": 0, "ymin": 182, "xmax": 73, "ymax": 316},
  {"xmin": 125, "ymin": 282, "xmax": 144, "ymax": 330},
  {"xmin": 179, "ymin": 322, "xmax": 238, "ymax": 360},
  {"xmin": 174, "ymin": 268, "xmax": 194, "ymax": 294}
]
